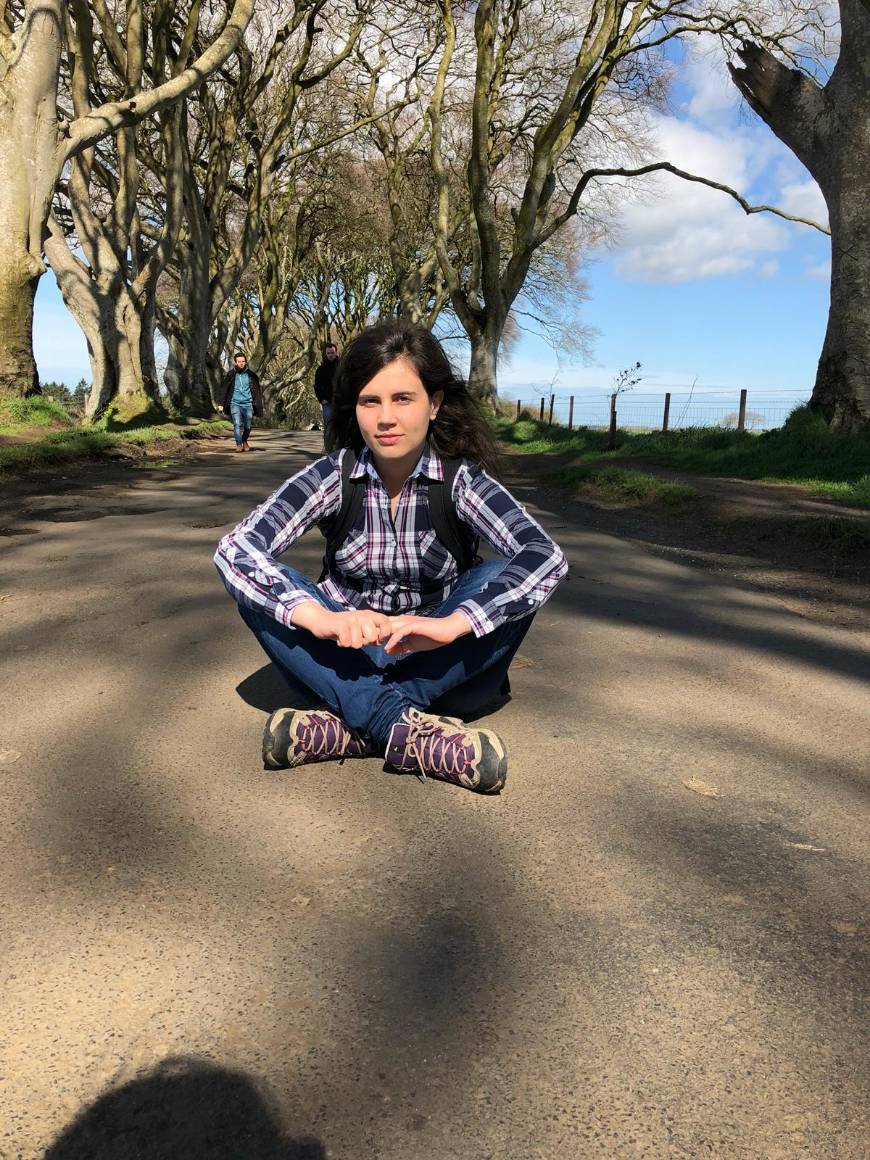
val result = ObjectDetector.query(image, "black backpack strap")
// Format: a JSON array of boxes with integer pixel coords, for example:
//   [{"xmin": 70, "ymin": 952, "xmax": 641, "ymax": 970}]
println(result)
[
  {"xmin": 321, "ymin": 452, "xmax": 477, "ymax": 583},
  {"xmin": 428, "ymin": 457, "xmax": 478, "ymax": 574},
  {"xmin": 319, "ymin": 450, "xmax": 365, "ymax": 582}
]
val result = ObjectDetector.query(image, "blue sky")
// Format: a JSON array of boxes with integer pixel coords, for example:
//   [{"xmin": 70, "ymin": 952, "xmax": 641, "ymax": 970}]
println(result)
[{"xmin": 35, "ymin": 37, "xmax": 830, "ymax": 408}]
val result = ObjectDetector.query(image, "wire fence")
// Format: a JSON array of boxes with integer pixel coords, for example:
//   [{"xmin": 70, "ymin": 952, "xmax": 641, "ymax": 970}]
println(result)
[{"xmin": 506, "ymin": 387, "xmax": 809, "ymax": 433}]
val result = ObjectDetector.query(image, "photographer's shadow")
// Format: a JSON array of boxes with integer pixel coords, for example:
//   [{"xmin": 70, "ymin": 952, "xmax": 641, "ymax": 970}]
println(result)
[{"xmin": 43, "ymin": 1057, "xmax": 324, "ymax": 1160}]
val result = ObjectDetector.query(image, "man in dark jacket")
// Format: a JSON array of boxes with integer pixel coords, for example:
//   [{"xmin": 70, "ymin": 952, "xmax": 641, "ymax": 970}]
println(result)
[
  {"xmin": 313, "ymin": 342, "xmax": 339, "ymax": 432},
  {"xmin": 217, "ymin": 353, "xmax": 264, "ymax": 452}
]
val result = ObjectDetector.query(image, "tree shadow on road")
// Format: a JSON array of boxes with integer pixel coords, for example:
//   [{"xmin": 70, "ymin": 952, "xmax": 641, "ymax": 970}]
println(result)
[
  {"xmin": 506, "ymin": 467, "xmax": 870, "ymax": 683},
  {"xmin": 43, "ymin": 1057, "xmax": 325, "ymax": 1160}
]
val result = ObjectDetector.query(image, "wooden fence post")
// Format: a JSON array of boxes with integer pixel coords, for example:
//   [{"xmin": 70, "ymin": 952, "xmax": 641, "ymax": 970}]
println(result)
[
  {"xmin": 548, "ymin": 394, "xmax": 555, "ymax": 425},
  {"xmin": 568, "ymin": 395, "xmax": 574, "ymax": 431},
  {"xmin": 539, "ymin": 397, "xmax": 545, "ymax": 422},
  {"xmin": 662, "ymin": 392, "xmax": 671, "ymax": 433},
  {"xmin": 516, "ymin": 398, "xmax": 521, "ymax": 420},
  {"xmin": 608, "ymin": 392, "xmax": 618, "ymax": 450},
  {"xmin": 737, "ymin": 388, "xmax": 747, "ymax": 433}
]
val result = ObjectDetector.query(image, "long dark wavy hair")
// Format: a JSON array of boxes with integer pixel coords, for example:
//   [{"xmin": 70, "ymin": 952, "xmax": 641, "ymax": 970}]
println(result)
[{"xmin": 326, "ymin": 321, "xmax": 500, "ymax": 476}]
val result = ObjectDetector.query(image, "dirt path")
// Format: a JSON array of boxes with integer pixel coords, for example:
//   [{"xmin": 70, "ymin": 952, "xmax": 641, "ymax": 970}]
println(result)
[
  {"xmin": 1, "ymin": 431, "xmax": 868, "ymax": 1158},
  {"xmin": 503, "ymin": 448, "xmax": 870, "ymax": 633}
]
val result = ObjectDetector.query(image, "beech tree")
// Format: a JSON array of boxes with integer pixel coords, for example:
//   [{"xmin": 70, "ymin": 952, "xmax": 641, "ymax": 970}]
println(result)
[
  {"xmin": 225, "ymin": 175, "xmax": 332, "ymax": 417},
  {"xmin": 729, "ymin": 0, "xmax": 869, "ymax": 429},
  {"xmin": 0, "ymin": 0, "xmax": 254, "ymax": 398},
  {"xmin": 351, "ymin": 17, "xmax": 454, "ymax": 326},
  {"xmin": 44, "ymin": 2, "xmax": 194, "ymax": 419},
  {"xmin": 157, "ymin": 1, "xmax": 379, "ymax": 417},
  {"xmin": 429, "ymin": 0, "xmax": 830, "ymax": 404}
]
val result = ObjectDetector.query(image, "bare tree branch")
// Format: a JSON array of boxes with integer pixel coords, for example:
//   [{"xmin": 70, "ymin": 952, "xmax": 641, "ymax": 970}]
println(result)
[
  {"xmin": 538, "ymin": 161, "xmax": 831, "ymax": 248},
  {"xmin": 65, "ymin": 0, "xmax": 254, "ymax": 159}
]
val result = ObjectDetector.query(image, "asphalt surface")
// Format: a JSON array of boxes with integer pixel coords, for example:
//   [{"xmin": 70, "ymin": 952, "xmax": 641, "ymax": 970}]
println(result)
[{"xmin": 1, "ymin": 431, "xmax": 868, "ymax": 1159}]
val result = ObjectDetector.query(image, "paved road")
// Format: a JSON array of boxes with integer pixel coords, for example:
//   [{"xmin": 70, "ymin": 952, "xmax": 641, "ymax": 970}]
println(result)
[{"xmin": 1, "ymin": 432, "xmax": 868, "ymax": 1159}]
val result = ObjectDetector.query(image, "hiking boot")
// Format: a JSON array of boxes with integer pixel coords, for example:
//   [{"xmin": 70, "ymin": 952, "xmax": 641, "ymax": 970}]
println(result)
[
  {"xmin": 263, "ymin": 707, "xmax": 377, "ymax": 770},
  {"xmin": 385, "ymin": 708, "xmax": 507, "ymax": 793}
]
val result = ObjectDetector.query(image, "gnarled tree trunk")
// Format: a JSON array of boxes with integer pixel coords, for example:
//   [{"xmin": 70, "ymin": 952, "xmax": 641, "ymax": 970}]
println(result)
[
  {"xmin": 45, "ymin": 217, "xmax": 159, "ymax": 420},
  {"xmin": 0, "ymin": 259, "xmax": 41, "ymax": 396},
  {"xmin": 467, "ymin": 327, "xmax": 501, "ymax": 407},
  {"xmin": 0, "ymin": 0, "xmax": 63, "ymax": 396},
  {"xmin": 729, "ymin": 0, "xmax": 870, "ymax": 429},
  {"xmin": 814, "ymin": 184, "xmax": 870, "ymax": 428},
  {"xmin": 0, "ymin": 0, "xmax": 253, "ymax": 398},
  {"xmin": 164, "ymin": 244, "xmax": 215, "ymax": 417}
]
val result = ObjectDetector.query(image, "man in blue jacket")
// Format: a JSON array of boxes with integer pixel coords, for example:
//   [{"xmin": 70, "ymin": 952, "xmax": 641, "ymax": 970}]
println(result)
[{"xmin": 217, "ymin": 353, "xmax": 264, "ymax": 452}]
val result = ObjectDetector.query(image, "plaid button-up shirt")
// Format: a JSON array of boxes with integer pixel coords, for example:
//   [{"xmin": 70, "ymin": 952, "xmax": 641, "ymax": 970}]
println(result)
[{"xmin": 215, "ymin": 445, "xmax": 567, "ymax": 638}]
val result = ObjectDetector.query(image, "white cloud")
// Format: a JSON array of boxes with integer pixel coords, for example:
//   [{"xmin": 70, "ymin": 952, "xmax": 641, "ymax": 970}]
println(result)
[
  {"xmin": 496, "ymin": 356, "xmax": 602, "ymax": 390},
  {"xmin": 805, "ymin": 258, "xmax": 831, "ymax": 282},
  {"xmin": 591, "ymin": 33, "xmax": 832, "ymax": 287},
  {"xmin": 778, "ymin": 178, "xmax": 828, "ymax": 226},
  {"xmin": 608, "ymin": 116, "xmax": 790, "ymax": 284},
  {"xmin": 683, "ymin": 41, "xmax": 741, "ymax": 123},
  {"xmin": 496, "ymin": 356, "xmax": 724, "ymax": 394}
]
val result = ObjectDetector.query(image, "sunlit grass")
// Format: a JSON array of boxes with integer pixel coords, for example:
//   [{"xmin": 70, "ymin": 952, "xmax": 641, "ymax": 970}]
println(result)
[
  {"xmin": 558, "ymin": 465, "xmax": 697, "ymax": 506},
  {"xmin": 0, "ymin": 417, "xmax": 231, "ymax": 471},
  {"xmin": 0, "ymin": 393, "xmax": 72, "ymax": 434},
  {"xmin": 497, "ymin": 406, "xmax": 870, "ymax": 507}
]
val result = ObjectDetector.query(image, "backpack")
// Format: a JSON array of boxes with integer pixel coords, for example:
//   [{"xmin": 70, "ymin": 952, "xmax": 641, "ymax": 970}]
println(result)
[{"xmin": 319, "ymin": 450, "xmax": 479, "ymax": 582}]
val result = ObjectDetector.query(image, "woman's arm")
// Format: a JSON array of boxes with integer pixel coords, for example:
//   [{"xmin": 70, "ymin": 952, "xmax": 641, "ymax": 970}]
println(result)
[
  {"xmin": 214, "ymin": 452, "xmax": 343, "ymax": 626},
  {"xmin": 381, "ymin": 610, "xmax": 471, "ymax": 655},
  {"xmin": 451, "ymin": 463, "xmax": 568, "ymax": 636},
  {"xmin": 381, "ymin": 465, "xmax": 568, "ymax": 654}
]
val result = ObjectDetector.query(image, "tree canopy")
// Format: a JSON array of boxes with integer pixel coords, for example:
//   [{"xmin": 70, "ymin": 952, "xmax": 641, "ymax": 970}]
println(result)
[{"xmin": 0, "ymin": 0, "xmax": 859, "ymax": 426}]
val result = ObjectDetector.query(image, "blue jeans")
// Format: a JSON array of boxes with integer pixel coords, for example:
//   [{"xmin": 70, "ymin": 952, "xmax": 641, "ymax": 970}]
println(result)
[
  {"xmin": 237, "ymin": 560, "xmax": 533, "ymax": 743},
  {"xmin": 230, "ymin": 402, "xmax": 254, "ymax": 446}
]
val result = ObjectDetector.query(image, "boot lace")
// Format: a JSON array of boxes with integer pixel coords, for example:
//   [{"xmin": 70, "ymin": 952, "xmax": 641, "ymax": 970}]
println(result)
[
  {"xmin": 404, "ymin": 709, "xmax": 475, "ymax": 782},
  {"xmin": 295, "ymin": 712, "xmax": 351, "ymax": 760}
]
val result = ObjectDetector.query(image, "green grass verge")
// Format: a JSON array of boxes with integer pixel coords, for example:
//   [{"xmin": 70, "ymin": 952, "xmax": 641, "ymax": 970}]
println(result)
[
  {"xmin": 0, "ymin": 419, "xmax": 232, "ymax": 471},
  {"xmin": 497, "ymin": 407, "xmax": 870, "ymax": 507},
  {"xmin": 114, "ymin": 419, "xmax": 231, "ymax": 445},
  {"xmin": 91, "ymin": 397, "xmax": 171, "ymax": 431},
  {"xmin": 0, "ymin": 393, "xmax": 73, "ymax": 434},
  {"xmin": 559, "ymin": 465, "xmax": 697, "ymax": 507},
  {"xmin": 0, "ymin": 428, "xmax": 115, "ymax": 469},
  {"xmin": 803, "ymin": 475, "xmax": 870, "ymax": 508}
]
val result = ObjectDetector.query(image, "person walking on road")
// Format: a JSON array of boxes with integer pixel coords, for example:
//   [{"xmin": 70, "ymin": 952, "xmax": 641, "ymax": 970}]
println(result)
[
  {"xmin": 217, "ymin": 352, "xmax": 264, "ymax": 452},
  {"xmin": 215, "ymin": 321, "xmax": 568, "ymax": 794},
  {"xmin": 313, "ymin": 342, "xmax": 339, "ymax": 433}
]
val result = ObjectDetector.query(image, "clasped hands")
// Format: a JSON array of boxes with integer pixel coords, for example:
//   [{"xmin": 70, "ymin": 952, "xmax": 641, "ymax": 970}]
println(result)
[{"xmin": 290, "ymin": 601, "xmax": 472, "ymax": 655}]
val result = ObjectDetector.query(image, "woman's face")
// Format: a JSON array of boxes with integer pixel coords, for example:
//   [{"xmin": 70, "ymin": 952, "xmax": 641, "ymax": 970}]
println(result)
[{"xmin": 355, "ymin": 358, "xmax": 442, "ymax": 474}]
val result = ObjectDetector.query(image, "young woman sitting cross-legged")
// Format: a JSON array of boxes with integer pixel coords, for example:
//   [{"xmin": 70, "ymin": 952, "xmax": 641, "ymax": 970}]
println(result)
[{"xmin": 214, "ymin": 321, "xmax": 568, "ymax": 793}]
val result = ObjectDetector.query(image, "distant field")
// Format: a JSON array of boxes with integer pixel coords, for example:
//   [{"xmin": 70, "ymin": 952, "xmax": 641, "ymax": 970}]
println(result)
[{"xmin": 501, "ymin": 388, "xmax": 810, "ymax": 433}]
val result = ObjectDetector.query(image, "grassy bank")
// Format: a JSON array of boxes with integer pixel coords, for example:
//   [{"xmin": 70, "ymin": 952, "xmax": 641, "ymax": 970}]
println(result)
[
  {"xmin": 0, "ymin": 395, "xmax": 231, "ymax": 471},
  {"xmin": 0, "ymin": 394, "xmax": 73, "ymax": 434},
  {"xmin": 558, "ymin": 465, "xmax": 696, "ymax": 507},
  {"xmin": 497, "ymin": 407, "xmax": 870, "ymax": 509}
]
